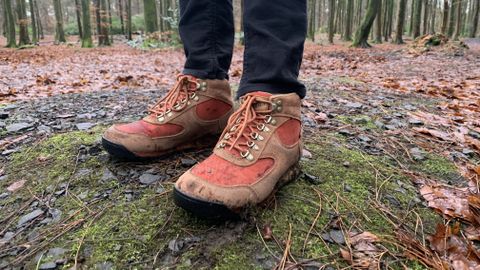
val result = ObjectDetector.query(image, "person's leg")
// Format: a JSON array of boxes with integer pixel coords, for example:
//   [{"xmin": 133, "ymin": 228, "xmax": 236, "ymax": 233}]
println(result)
[
  {"xmin": 238, "ymin": 0, "xmax": 307, "ymax": 98},
  {"xmin": 102, "ymin": 1, "xmax": 236, "ymax": 160},
  {"xmin": 174, "ymin": 0, "xmax": 307, "ymax": 218},
  {"xmin": 180, "ymin": 0, "xmax": 235, "ymax": 80}
]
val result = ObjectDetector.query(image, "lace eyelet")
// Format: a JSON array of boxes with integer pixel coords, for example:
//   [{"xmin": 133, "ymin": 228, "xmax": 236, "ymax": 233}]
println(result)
[
  {"xmin": 241, "ymin": 150, "xmax": 254, "ymax": 161},
  {"xmin": 257, "ymin": 123, "xmax": 266, "ymax": 131},
  {"xmin": 250, "ymin": 132, "xmax": 259, "ymax": 140},
  {"xmin": 224, "ymin": 133, "xmax": 231, "ymax": 140},
  {"xmin": 217, "ymin": 142, "xmax": 226, "ymax": 148}
]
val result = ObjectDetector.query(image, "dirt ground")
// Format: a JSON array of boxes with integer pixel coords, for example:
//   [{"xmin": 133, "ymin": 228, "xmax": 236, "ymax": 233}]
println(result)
[{"xmin": 0, "ymin": 36, "xmax": 480, "ymax": 269}]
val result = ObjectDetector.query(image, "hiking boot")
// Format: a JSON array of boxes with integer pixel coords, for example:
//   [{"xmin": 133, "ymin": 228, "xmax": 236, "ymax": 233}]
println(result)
[
  {"xmin": 173, "ymin": 92, "xmax": 302, "ymax": 219},
  {"xmin": 102, "ymin": 75, "xmax": 233, "ymax": 160}
]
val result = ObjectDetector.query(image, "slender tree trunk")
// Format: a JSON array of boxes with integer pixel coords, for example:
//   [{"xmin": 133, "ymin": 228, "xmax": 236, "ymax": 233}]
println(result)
[
  {"xmin": 81, "ymin": 0, "xmax": 93, "ymax": 47},
  {"xmin": 374, "ymin": 0, "xmax": 383, "ymax": 43},
  {"xmin": 441, "ymin": 0, "xmax": 449, "ymax": 34},
  {"xmin": 448, "ymin": 0, "xmax": 456, "ymax": 36},
  {"xmin": 308, "ymin": 0, "xmax": 316, "ymax": 41},
  {"xmin": 29, "ymin": 0, "xmax": 37, "ymax": 44},
  {"xmin": 412, "ymin": 0, "xmax": 422, "ymax": 38},
  {"xmin": 144, "ymin": 0, "xmax": 158, "ymax": 33},
  {"xmin": 16, "ymin": 0, "xmax": 30, "ymax": 45},
  {"xmin": 53, "ymin": 0, "xmax": 66, "ymax": 43},
  {"xmin": 470, "ymin": 0, "xmax": 479, "ymax": 37},
  {"xmin": 107, "ymin": 0, "xmax": 113, "ymax": 42},
  {"xmin": 98, "ymin": 0, "xmax": 111, "ymax": 45},
  {"xmin": 343, "ymin": 0, "xmax": 354, "ymax": 41},
  {"xmin": 430, "ymin": 0, "xmax": 437, "ymax": 34},
  {"xmin": 4, "ymin": 0, "xmax": 16, "ymax": 47},
  {"xmin": 34, "ymin": 0, "xmax": 43, "ymax": 39},
  {"xmin": 95, "ymin": 0, "xmax": 101, "ymax": 36},
  {"xmin": 328, "ymin": 0, "xmax": 335, "ymax": 43},
  {"xmin": 126, "ymin": 0, "xmax": 132, "ymax": 40},
  {"xmin": 452, "ymin": 0, "xmax": 462, "ymax": 40},
  {"xmin": 409, "ymin": 0, "xmax": 416, "ymax": 35},
  {"xmin": 74, "ymin": 0, "xmax": 83, "ymax": 39},
  {"xmin": 118, "ymin": 0, "xmax": 125, "ymax": 34},
  {"xmin": 394, "ymin": 0, "xmax": 407, "ymax": 44},
  {"xmin": 422, "ymin": 0, "xmax": 430, "ymax": 35},
  {"xmin": 352, "ymin": 0, "xmax": 381, "ymax": 48}
]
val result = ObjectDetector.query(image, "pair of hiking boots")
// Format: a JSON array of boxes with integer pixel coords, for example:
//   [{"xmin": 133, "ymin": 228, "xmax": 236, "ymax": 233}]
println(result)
[{"xmin": 102, "ymin": 75, "xmax": 302, "ymax": 218}]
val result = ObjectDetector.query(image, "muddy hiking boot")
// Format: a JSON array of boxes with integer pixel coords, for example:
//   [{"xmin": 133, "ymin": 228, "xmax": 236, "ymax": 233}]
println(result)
[
  {"xmin": 174, "ymin": 92, "xmax": 302, "ymax": 219},
  {"xmin": 102, "ymin": 75, "xmax": 234, "ymax": 160}
]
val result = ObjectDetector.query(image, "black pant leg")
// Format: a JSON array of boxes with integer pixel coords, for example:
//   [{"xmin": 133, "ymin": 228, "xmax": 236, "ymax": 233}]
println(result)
[
  {"xmin": 179, "ymin": 0, "xmax": 234, "ymax": 80},
  {"xmin": 238, "ymin": 0, "xmax": 307, "ymax": 98}
]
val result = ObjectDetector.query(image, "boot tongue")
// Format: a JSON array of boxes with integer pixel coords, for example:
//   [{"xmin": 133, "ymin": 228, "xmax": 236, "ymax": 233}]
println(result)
[{"xmin": 247, "ymin": 91, "xmax": 272, "ymax": 111}]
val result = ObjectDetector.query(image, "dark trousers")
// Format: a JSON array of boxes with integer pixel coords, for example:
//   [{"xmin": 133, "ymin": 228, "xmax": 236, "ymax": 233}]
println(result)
[{"xmin": 179, "ymin": 0, "xmax": 307, "ymax": 98}]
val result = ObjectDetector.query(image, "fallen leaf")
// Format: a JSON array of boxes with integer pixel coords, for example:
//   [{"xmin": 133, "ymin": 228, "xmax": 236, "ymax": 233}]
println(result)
[{"xmin": 6, "ymin": 180, "xmax": 26, "ymax": 192}]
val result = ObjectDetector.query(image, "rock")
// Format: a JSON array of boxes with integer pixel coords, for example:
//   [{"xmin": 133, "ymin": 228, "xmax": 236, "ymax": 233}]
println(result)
[
  {"xmin": 156, "ymin": 185, "xmax": 166, "ymax": 194},
  {"xmin": 408, "ymin": 118, "xmax": 424, "ymax": 126},
  {"xmin": 49, "ymin": 208, "xmax": 62, "ymax": 222},
  {"xmin": 410, "ymin": 147, "xmax": 426, "ymax": 161},
  {"xmin": 6, "ymin": 122, "xmax": 33, "ymax": 133},
  {"xmin": 47, "ymin": 247, "xmax": 67, "ymax": 257},
  {"xmin": 345, "ymin": 102, "xmax": 363, "ymax": 109},
  {"xmin": 0, "ymin": 111, "xmax": 9, "ymax": 119},
  {"xmin": 0, "ymin": 193, "xmax": 9, "ymax": 199},
  {"xmin": 344, "ymin": 184, "xmax": 352, "ymax": 192},
  {"xmin": 37, "ymin": 125, "xmax": 52, "ymax": 134},
  {"xmin": 139, "ymin": 173, "xmax": 164, "ymax": 185},
  {"xmin": 469, "ymin": 130, "xmax": 480, "ymax": 139},
  {"xmin": 168, "ymin": 239, "xmax": 185, "ymax": 253},
  {"xmin": 302, "ymin": 149, "xmax": 313, "ymax": 159},
  {"xmin": 101, "ymin": 168, "xmax": 116, "ymax": 182},
  {"xmin": 303, "ymin": 173, "xmax": 321, "ymax": 185},
  {"xmin": 462, "ymin": 148, "xmax": 475, "ymax": 156},
  {"xmin": 343, "ymin": 161, "xmax": 351, "ymax": 167},
  {"xmin": 39, "ymin": 262, "xmax": 57, "ymax": 270},
  {"xmin": 180, "ymin": 158, "xmax": 197, "ymax": 167},
  {"xmin": 338, "ymin": 129, "xmax": 355, "ymax": 136},
  {"xmin": 76, "ymin": 122, "xmax": 95, "ymax": 131},
  {"xmin": 17, "ymin": 209, "xmax": 44, "ymax": 227},
  {"xmin": 357, "ymin": 135, "xmax": 372, "ymax": 143},
  {"xmin": 322, "ymin": 230, "xmax": 345, "ymax": 244},
  {"xmin": 374, "ymin": 120, "xmax": 385, "ymax": 129},
  {"xmin": 403, "ymin": 104, "xmax": 417, "ymax": 111},
  {"xmin": 0, "ymin": 232, "xmax": 15, "ymax": 243},
  {"xmin": 96, "ymin": 262, "xmax": 114, "ymax": 270}
]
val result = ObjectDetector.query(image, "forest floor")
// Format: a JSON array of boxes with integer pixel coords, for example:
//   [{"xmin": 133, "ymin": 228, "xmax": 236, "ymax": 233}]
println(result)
[{"xmin": 0, "ymin": 36, "xmax": 480, "ymax": 269}]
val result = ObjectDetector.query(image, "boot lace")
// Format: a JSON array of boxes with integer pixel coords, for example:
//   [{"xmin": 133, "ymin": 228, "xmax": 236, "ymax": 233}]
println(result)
[
  {"xmin": 148, "ymin": 75, "xmax": 205, "ymax": 120},
  {"xmin": 218, "ymin": 94, "xmax": 278, "ymax": 161}
]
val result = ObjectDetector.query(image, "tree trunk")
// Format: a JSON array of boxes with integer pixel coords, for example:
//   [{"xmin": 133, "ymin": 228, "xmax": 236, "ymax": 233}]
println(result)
[
  {"xmin": 16, "ymin": 0, "xmax": 30, "ymax": 45},
  {"xmin": 452, "ymin": 0, "xmax": 462, "ymax": 40},
  {"xmin": 394, "ymin": 0, "xmax": 407, "ymax": 44},
  {"xmin": 412, "ymin": 0, "xmax": 422, "ymax": 38},
  {"xmin": 98, "ymin": 0, "xmax": 111, "ymax": 45},
  {"xmin": 409, "ymin": 0, "xmax": 416, "ymax": 35},
  {"xmin": 441, "ymin": 0, "xmax": 449, "ymax": 34},
  {"xmin": 118, "ymin": 0, "xmax": 125, "ymax": 34},
  {"xmin": 470, "ymin": 0, "xmax": 479, "ymax": 37},
  {"xmin": 374, "ymin": 0, "xmax": 383, "ymax": 43},
  {"xmin": 328, "ymin": 0, "xmax": 335, "ymax": 43},
  {"xmin": 4, "ymin": 0, "xmax": 16, "ymax": 47},
  {"xmin": 126, "ymin": 0, "xmax": 132, "ymax": 40},
  {"xmin": 343, "ymin": 0, "xmax": 353, "ymax": 41},
  {"xmin": 430, "ymin": 0, "xmax": 437, "ymax": 34},
  {"xmin": 74, "ymin": 0, "xmax": 83, "ymax": 39},
  {"xmin": 53, "ymin": 0, "xmax": 66, "ymax": 43},
  {"xmin": 352, "ymin": 0, "xmax": 381, "ymax": 48},
  {"xmin": 144, "ymin": 0, "xmax": 158, "ymax": 33},
  {"xmin": 422, "ymin": 0, "xmax": 430, "ymax": 35},
  {"xmin": 308, "ymin": 0, "xmax": 316, "ymax": 41},
  {"xmin": 34, "ymin": 0, "xmax": 43, "ymax": 39},
  {"xmin": 81, "ymin": 0, "xmax": 93, "ymax": 47},
  {"xmin": 107, "ymin": 0, "xmax": 113, "ymax": 42},
  {"xmin": 448, "ymin": 0, "xmax": 456, "ymax": 37},
  {"xmin": 29, "ymin": 0, "xmax": 37, "ymax": 44}
]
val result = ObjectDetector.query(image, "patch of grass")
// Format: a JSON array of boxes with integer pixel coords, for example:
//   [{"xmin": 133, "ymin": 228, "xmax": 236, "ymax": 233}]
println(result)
[
  {"xmin": 335, "ymin": 114, "xmax": 379, "ymax": 130},
  {"xmin": 414, "ymin": 154, "xmax": 459, "ymax": 181}
]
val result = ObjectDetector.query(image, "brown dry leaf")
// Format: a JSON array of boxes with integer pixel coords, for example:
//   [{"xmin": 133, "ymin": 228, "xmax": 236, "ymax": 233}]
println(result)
[
  {"xmin": 420, "ymin": 184, "xmax": 473, "ymax": 223},
  {"xmin": 396, "ymin": 230, "xmax": 448, "ymax": 270},
  {"xmin": 428, "ymin": 223, "xmax": 480, "ymax": 269},
  {"xmin": 413, "ymin": 127, "xmax": 452, "ymax": 141},
  {"xmin": 261, "ymin": 224, "xmax": 273, "ymax": 241},
  {"xmin": 6, "ymin": 180, "xmax": 26, "ymax": 192},
  {"xmin": 343, "ymin": 231, "xmax": 382, "ymax": 269}
]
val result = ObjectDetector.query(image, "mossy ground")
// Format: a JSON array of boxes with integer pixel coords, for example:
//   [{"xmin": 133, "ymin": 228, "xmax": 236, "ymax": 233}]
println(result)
[{"xmin": 0, "ymin": 125, "xmax": 456, "ymax": 269}]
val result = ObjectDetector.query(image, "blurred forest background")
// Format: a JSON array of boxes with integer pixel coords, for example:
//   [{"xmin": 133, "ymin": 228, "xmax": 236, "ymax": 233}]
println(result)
[{"xmin": 1, "ymin": 0, "xmax": 479, "ymax": 48}]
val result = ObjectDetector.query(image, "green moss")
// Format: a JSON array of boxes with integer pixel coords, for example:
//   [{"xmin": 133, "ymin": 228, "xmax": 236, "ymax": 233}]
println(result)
[
  {"xmin": 336, "ymin": 114, "xmax": 379, "ymax": 130},
  {"xmin": 414, "ymin": 154, "xmax": 459, "ymax": 181}
]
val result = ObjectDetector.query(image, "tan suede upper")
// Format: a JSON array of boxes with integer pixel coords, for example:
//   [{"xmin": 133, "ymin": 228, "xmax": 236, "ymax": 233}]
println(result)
[
  {"xmin": 176, "ymin": 93, "xmax": 302, "ymax": 209},
  {"xmin": 103, "ymin": 78, "xmax": 233, "ymax": 157}
]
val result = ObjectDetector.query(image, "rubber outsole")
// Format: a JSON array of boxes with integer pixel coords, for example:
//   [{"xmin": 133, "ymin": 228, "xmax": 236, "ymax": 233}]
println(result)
[
  {"xmin": 173, "ymin": 162, "xmax": 302, "ymax": 220},
  {"xmin": 102, "ymin": 137, "xmax": 146, "ymax": 161},
  {"xmin": 173, "ymin": 188, "xmax": 240, "ymax": 220}
]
